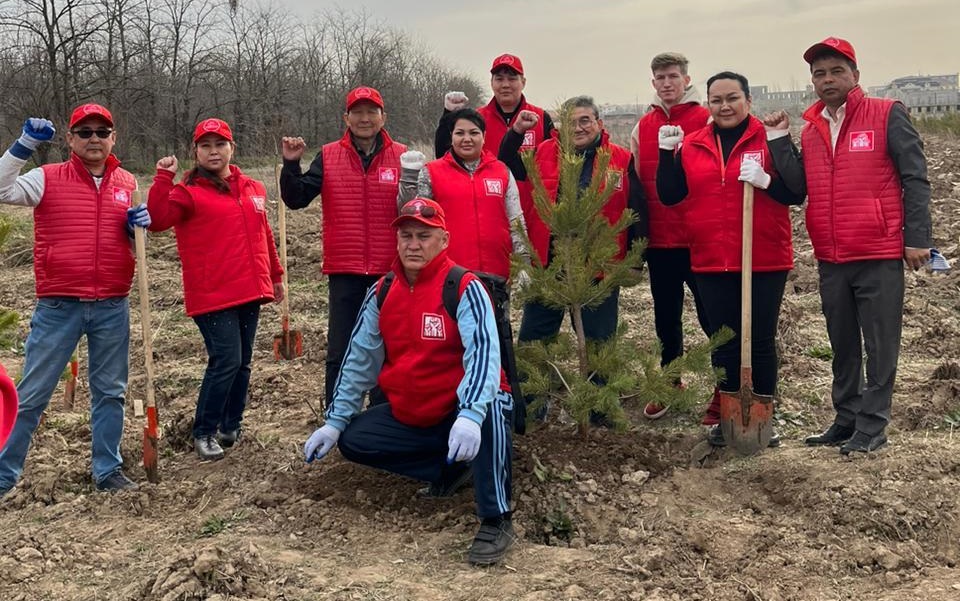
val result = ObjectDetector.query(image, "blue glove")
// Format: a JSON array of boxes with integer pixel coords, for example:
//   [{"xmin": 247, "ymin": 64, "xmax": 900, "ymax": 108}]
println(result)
[
  {"xmin": 9, "ymin": 118, "xmax": 55, "ymax": 160},
  {"xmin": 446, "ymin": 416, "xmax": 482, "ymax": 463},
  {"xmin": 304, "ymin": 424, "xmax": 341, "ymax": 463},
  {"xmin": 125, "ymin": 203, "xmax": 151, "ymax": 237}
]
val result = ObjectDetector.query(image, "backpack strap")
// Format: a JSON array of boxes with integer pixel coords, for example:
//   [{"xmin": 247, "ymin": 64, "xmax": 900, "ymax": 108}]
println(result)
[
  {"xmin": 442, "ymin": 265, "xmax": 469, "ymax": 320},
  {"xmin": 375, "ymin": 271, "xmax": 395, "ymax": 309}
]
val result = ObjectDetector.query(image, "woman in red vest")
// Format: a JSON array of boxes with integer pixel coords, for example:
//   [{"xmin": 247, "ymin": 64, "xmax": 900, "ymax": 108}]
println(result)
[
  {"xmin": 656, "ymin": 72, "xmax": 805, "ymax": 447},
  {"xmin": 148, "ymin": 118, "xmax": 283, "ymax": 461}
]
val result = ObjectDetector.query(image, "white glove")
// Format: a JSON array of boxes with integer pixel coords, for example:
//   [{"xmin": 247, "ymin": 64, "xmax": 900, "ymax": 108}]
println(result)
[
  {"xmin": 444, "ymin": 91, "xmax": 469, "ymax": 112},
  {"xmin": 658, "ymin": 125, "xmax": 684, "ymax": 151},
  {"xmin": 446, "ymin": 416, "xmax": 481, "ymax": 463},
  {"xmin": 304, "ymin": 424, "xmax": 341, "ymax": 463},
  {"xmin": 738, "ymin": 159, "xmax": 771, "ymax": 190},
  {"xmin": 400, "ymin": 150, "xmax": 426, "ymax": 172}
]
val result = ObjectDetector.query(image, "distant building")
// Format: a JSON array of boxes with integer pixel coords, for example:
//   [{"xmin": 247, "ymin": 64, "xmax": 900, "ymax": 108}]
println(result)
[
  {"xmin": 869, "ymin": 74, "xmax": 960, "ymax": 116},
  {"xmin": 749, "ymin": 85, "xmax": 816, "ymax": 114}
]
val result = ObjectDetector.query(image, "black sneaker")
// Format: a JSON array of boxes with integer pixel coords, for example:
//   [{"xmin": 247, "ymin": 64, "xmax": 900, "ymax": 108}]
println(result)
[
  {"xmin": 194, "ymin": 435, "xmax": 225, "ymax": 461},
  {"xmin": 708, "ymin": 425, "xmax": 780, "ymax": 448},
  {"xmin": 96, "ymin": 470, "xmax": 138, "ymax": 492},
  {"xmin": 468, "ymin": 517, "xmax": 515, "ymax": 566},
  {"xmin": 840, "ymin": 430, "xmax": 887, "ymax": 455},
  {"xmin": 217, "ymin": 428, "xmax": 242, "ymax": 449},
  {"xmin": 804, "ymin": 423, "xmax": 855, "ymax": 447},
  {"xmin": 419, "ymin": 465, "xmax": 473, "ymax": 498}
]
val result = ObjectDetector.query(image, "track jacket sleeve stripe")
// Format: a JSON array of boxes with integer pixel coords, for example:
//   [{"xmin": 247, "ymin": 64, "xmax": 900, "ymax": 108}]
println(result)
[{"xmin": 455, "ymin": 280, "xmax": 500, "ymax": 425}]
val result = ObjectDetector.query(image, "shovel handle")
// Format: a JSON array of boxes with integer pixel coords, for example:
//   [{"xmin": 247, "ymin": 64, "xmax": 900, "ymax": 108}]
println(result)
[
  {"xmin": 133, "ymin": 192, "xmax": 156, "ymax": 412},
  {"xmin": 740, "ymin": 183, "xmax": 754, "ymax": 373},
  {"xmin": 276, "ymin": 162, "xmax": 291, "ymax": 323}
]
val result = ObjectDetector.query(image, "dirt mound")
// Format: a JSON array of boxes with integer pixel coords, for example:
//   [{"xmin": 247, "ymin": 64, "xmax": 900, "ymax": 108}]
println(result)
[{"xmin": 138, "ymin": 543, "xmax": 275, "ymax": 601}]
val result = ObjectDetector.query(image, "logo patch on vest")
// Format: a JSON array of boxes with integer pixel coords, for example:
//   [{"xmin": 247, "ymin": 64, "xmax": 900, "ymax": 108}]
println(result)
[
  {"xmin": 849, "ymin": 131, "xmax": 875, "ymax": 152},
  {"xmin": 521, "ymin": 131, "xmax": 536, "ymax": 149},
  {"xmin": 379, "ymin": 167, "xmax": 398, "ymax": 184},
  {"xmin": 484, "ymin": 178, "xmax": 504, "ymax": 196},
  {"xmin": 741, "ymin": 150, "xmax": 764, "ymax": 167},
  {"xmin": 250, "ymin": 195, "xmax": 266, "ymax": 213},
  {"xmin": 605, "ymin": 169, "xmax": 624, "ymax": 191},
  {"xmin": 422, "ymin": 313, "xmax": 446, "ymax": 340},
  {"xmin": 112, "ymin": 188, "xmax": 131, "ymax": 207}
]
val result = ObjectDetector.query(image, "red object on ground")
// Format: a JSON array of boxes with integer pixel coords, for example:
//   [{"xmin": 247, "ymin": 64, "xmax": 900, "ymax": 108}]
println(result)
[{"xmin": 0, "ymin": 361, "xmax": 18, "ymax": 451}]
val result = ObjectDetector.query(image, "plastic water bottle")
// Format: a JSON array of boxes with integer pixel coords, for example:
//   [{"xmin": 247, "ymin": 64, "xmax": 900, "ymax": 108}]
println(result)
[{"xmin": 930, "ymin": 248, "xmax": 951, "ymax": 273}]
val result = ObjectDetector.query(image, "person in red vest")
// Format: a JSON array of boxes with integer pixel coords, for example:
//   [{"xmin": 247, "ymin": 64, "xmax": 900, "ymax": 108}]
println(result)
[
  {"xmin": 657, "ymin": 72, "xmax": 806, "ymax": 448},
  {"xmin": 304, "ymin": 199, "xmax": 515, "ymax": 566},
  {"xmin": 0, "ymin": 103, "xmax": 147, "ymax": 496},
  {"xmin": 629, "ymin": 52, "xmax": 714, "ymax": 423},
  {"xmin": 434, "ymin": 53, "xmax": 553, "ymax": 159},
  {"xmin": 500, "ymin": 96, "xmax": 645, "ymax": 424},
  {"xmin": 279, "ymin": 87, "xmax": 406, "ymax": 407},
  {"xmin": 0, "ymin": 361, "xmax": 19, "ymax": 452},
  {"xmin": 764, "ymin": 38, "xmax": 931, "ymax": 454},
  {"xmin": 149, "ymin": 118, "xmax": 284, "ymax": 461}
]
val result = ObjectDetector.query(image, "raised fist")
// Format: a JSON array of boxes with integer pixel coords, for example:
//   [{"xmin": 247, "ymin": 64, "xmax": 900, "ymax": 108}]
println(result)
[
  {"xmin": 281, "ymin": 136, "xmax": 307, "ymax": 161},
  {"xmin": 400, "ymin": 150, "xmax": 426, "ymax": 172},
  {"xmin": 444, "ymin": 91, "xmax": 469, "ymax": 112},
  {"xmin": 512, "ymin": 110, "xmax": 539, "ymax": 134},
  {"xmin": 762, "ymin": 111, "xmax": 790, "ymax": 131},
  {"xmin": 657, "ymin": 125, "xmax": 684, "ymax": 151},
  {"xmin": 156, "ymin": 155, "xmax": 178, "ymax": 174}
]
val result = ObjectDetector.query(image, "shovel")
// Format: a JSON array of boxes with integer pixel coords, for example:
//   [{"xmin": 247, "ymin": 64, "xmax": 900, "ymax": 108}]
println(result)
[
  {"xmin": 272, "ymin": 162, "xmax": 303, "ymax": 360},
  {"xmin": 133, "ymin": 191, "xmax": 160, "ymax": 483},
  {"xmin": 719, "ymin": 183, "xmax": 774, "ymax": 455},
  {"xmin": 63, "ymin": 346, "xmax": 79, "ymax": 409}
]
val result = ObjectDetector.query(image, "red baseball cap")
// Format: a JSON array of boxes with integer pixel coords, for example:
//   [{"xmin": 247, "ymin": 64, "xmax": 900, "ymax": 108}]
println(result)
[
  {"xmin": 392, "ymin": 198, "xmax": 446, "ymax": 229},
  {"xmin": 346, "ymin": 86, "xmax": 385, "ymax": 111},
  {"xmin": 803, "ymin": 37, "xmax": 857, "ymax": 65},
  {"xmin": 69, "ymin": 103, "xmax": 114, "ymax": 128},
  {"xmin": 490, "ymin": 53, "xmax": 524, "ymax": 75},
  {"xmin": 193, "ymin": 118, "xmax": 234, "ymax": 143}
]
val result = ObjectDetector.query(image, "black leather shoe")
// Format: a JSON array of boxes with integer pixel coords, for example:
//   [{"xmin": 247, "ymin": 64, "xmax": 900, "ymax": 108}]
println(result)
[
  {"xmin": 468, "ymin": 517, "xmax": 515, "ymax": 565},
  {"xmin": 804, "ymin": 423, "xmax": 855, "ymax": 446},
  {"xmin": 840, "ymin": 430, "xmax": 888, "ymax": 455},
  {"xmin": 217, "ymin": 428, "xmax": 242, "ymax": 449},
  {"xmin": 194, "ymin": 435, "xmax": 225, "ymax": 461},
  {"xmin": 708, "ymin": 425, "xmax": 780, "ymax": 448},
  {"xmin": 96, "ymin": 470, "xmax": 138, "ymax": 492}
]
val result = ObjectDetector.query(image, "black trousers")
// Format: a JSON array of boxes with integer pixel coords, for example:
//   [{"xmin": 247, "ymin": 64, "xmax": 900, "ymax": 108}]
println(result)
[
  {"xmin": 646, "ymin": 248, "xmax": 710, "ymax": 366},
  {"xmin": 694, "ymin": 271, "xmax": 788, "ymax": 396},
  {"xmin": 818, "ymin": 259, "xmax": 903, "ymax": 436},
  {"xmin": 338, "ymin": 393, "xmax": 514, "ymax": 519},
  {"xmin": 326, "ymin": 274, "xmax": 382, "ymax": 405}
]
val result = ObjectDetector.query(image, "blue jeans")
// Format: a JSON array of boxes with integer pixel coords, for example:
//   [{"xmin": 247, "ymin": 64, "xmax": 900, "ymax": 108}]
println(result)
[
  {"xmin": 192, "ymin": 302, "xmax": 260, "ymax": 438},
  {"xmin": 0, "ymin": 297, "xmax": 130, "ymax": 488}
]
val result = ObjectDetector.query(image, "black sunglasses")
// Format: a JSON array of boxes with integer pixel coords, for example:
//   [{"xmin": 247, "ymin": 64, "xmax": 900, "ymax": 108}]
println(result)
[
  {"xmin": 400, "ymin": 202, "xmax": 437, "ymax": 218},
  {"xmin": 70, "ymin": 128, "xmax": 113, "ymax": 139}
]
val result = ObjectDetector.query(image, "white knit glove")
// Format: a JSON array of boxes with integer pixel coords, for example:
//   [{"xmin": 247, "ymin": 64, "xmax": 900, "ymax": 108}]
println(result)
[
  {"xmin": 400, "ymin": 150, "xmax": 426, "ymax": 172},
  {"xmin": 658, "ymin": 125, "xmax": 684, "ymax": 151},
  {"xmin": 738, "ymin": 159, "xmax": 771, "ymax": 190},
  {"xmin": 444, "ymin": 92, "xmax": 469, "ymax": 112}
]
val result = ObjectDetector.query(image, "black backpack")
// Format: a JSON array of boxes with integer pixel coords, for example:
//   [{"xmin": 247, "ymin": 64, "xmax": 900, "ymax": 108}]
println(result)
[{"xmin": 375, "ymin": 265, "xmax": 472, "ymax": 319}]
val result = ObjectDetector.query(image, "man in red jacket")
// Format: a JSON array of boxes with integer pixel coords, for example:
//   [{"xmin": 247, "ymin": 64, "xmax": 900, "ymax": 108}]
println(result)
[
  {"xmin": 766, "ymin": 37, "xmax": 932, "ymax": 454},
  {"xmin": 629, "ymin": 52, "xmax": 714, "ymax": 423},
  {"xmin": 0, "ymin": 103, "xmax": 147, "ymax": 496},
  {"xmin": 280, "ymin": 87, "xmax": 407, "ymax": 407}
]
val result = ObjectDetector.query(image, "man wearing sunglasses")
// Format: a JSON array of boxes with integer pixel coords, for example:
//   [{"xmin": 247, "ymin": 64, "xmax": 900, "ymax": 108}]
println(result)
[
  {"xmin": 0, "ymin": 103, "xmax": 149, "ymax": 497},
  {"xmin": 304, "ymin": 198, "xmax": 515, "ymax": 566}
]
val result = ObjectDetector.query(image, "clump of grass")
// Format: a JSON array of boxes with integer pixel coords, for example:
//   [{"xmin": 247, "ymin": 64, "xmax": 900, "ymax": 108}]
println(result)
[
  {"xmin": 199, "ymin": 511, "xmax": 248, "ymax": 537},
  {"xmin": 915, "ymin": 113, "xmax": 960, "ymax": 137},
  {"xmin": 805, "ymin": 346, "xmax": 833, "ymax": 361}
]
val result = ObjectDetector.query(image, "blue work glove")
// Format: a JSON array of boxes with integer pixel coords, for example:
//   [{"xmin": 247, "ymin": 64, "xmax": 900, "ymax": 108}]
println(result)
[
  {"xmin": 9, "ymin": 118, "xmax": 55, "ymax": 160},
  {"xmin": 446, "ymin": 416, "xmax": 482, "ymax": 463},
  {"xmin": 304, "ymin": 424, "xmax": 341, "ymax": 463},
  {"xmin": 125, "ymin": 203, "xmax": 151, "ymax": 237}
]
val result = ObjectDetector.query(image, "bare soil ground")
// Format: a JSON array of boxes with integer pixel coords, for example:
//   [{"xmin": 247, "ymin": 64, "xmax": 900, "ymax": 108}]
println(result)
[{"xmin": 1, "ymin": 135, "xmax": 960, "ymax": 601}]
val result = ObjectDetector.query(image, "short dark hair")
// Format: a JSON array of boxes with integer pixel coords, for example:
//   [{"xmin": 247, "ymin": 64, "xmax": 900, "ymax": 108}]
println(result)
[
  {"xmin": 449, "ymin": 108, "xmax": 485, "ymax": 133},
  {"xmin": 650, "ymin": 52, "xmax": 689, "ymax": 75},
  {"xmin": 562, "ymin": 95, "xmax": 600, "ymax": 120},
  {"xmin": 707, "ymin": 71, "xmax": 751, "ymax": 99},
  {"xmin": 807, "ymin": 49, "xmax": 858, "ymax": 72}
]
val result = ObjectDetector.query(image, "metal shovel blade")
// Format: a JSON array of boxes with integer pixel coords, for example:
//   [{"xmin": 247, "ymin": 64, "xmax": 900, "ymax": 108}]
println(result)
[
  {"xmin": 719, "ymin": 385, "xmax": 774, "ymax": 455},
  {"xmin": 273, "ymin": 327, "xmax": 303, "ymax": 361}
]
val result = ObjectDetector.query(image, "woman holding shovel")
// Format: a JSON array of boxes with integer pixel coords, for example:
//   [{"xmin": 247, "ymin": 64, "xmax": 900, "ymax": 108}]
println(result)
[
  {"xmin": 148, "ymin": 118, "xmax": 283, "ymax": 461},
  {"xmin": 656, "ymin": 72, "xmax": 805, "ymax": 449}
]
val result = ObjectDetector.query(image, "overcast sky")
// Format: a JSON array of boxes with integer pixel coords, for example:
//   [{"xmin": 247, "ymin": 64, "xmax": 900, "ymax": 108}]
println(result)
[{"xmin": 281, "ymin": 0, "xmax": 959, "ymax": 106}]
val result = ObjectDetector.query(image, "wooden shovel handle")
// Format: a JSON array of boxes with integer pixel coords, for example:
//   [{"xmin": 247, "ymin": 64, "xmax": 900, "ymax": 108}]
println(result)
[
  {"xmin": 740, "ymin": 183, "xmax": 754, "ymax": 373},
  {"xmin": 133, "ymin": 191, "xmax": 156, "ymax": 411},
  {"xmin": 276, "ymin": 163, "xmax": 291, "ymax": 328}
]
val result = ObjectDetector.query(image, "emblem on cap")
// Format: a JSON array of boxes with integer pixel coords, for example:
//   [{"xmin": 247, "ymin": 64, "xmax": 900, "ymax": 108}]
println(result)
[
  {"xmin": 201, "ymin": 119, "xmax": 220, "ymax": 131},
  {"xmin": 355, "ymin": 87, "xmax": 372, "ymax": 98}
]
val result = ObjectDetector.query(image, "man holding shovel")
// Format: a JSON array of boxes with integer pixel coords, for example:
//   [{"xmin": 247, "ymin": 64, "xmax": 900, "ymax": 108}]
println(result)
[
  {"xmin": 0, "ymin": 104, "xmax": 148, "ymax": 496},
  {"xmin": 280, "ymin": 87, "xmax": 406, "ymax": 407},
  {"xmin": 766, "ymin": 38, "xmax": 931, "ymax": 454}
]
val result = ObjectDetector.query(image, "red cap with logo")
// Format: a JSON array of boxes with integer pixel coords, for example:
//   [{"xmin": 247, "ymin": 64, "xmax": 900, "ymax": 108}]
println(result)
[
  {"xmin": 193, "ymin": 118, "xmax": 234, "ymax": 143},
  {"xmin": 69, "ymin": 103, "xmax": 114, "ymax": 128},
  {"xmin": 346, "ymin": 86, "xmax": 385, "ymax": 111},
  {"xmin": 392, "ymin": 198, "xmax": 446, "ymax": 229},
  {"xmin": 803, "ymin": 37, "xmax": 857, "ymax": 65},
  {"xmin": 490, "ymin": 53, "xmax": 524, "ymax": 75}
]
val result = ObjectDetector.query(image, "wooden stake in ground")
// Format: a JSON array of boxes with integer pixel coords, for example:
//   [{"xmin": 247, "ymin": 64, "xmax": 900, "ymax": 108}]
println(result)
[
  {"xmin": 272, "ymin": 162, "xmax": 303, "ymax": 360},
  {"xmin": 133, "ymin": 190, "xmax": 160, "ymax": 483}
]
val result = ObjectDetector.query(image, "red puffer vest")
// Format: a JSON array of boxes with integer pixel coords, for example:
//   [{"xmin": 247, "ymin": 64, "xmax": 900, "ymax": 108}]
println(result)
[
  {"xmin": 528, "ymin": 131, "xmax": 631, "ymax": 265},
  {"xmin": 319, "ymin": 129, "xmax": 406, "ymax": 275},
  {"xmin": 635, "ymin": 102, "xmax": 710, "ymax": 248},
  {"xmin": 377, "ymin": 251, "xmax": 477, "ymax": 427},
  {"xmin": 149, "ymin": 166, "xmax": 283, "ymax": 317},
  {"xmin": 425, "ymin": 151, "xmax": 513, "ymax": 278},
  {"xmin": 801, "ymin": 87, "xmax": 902, "ymax": 263},
  {"xmin": 680, "ymin": 117, "xmax": 793, "ymax": 273},
  {"xmin": 478, "ymin": 96, "xmax": 547, "ymax": 154},
  {"xmin": 34, "ymin": 154, "xmax": 137, "ymax": 298}
]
